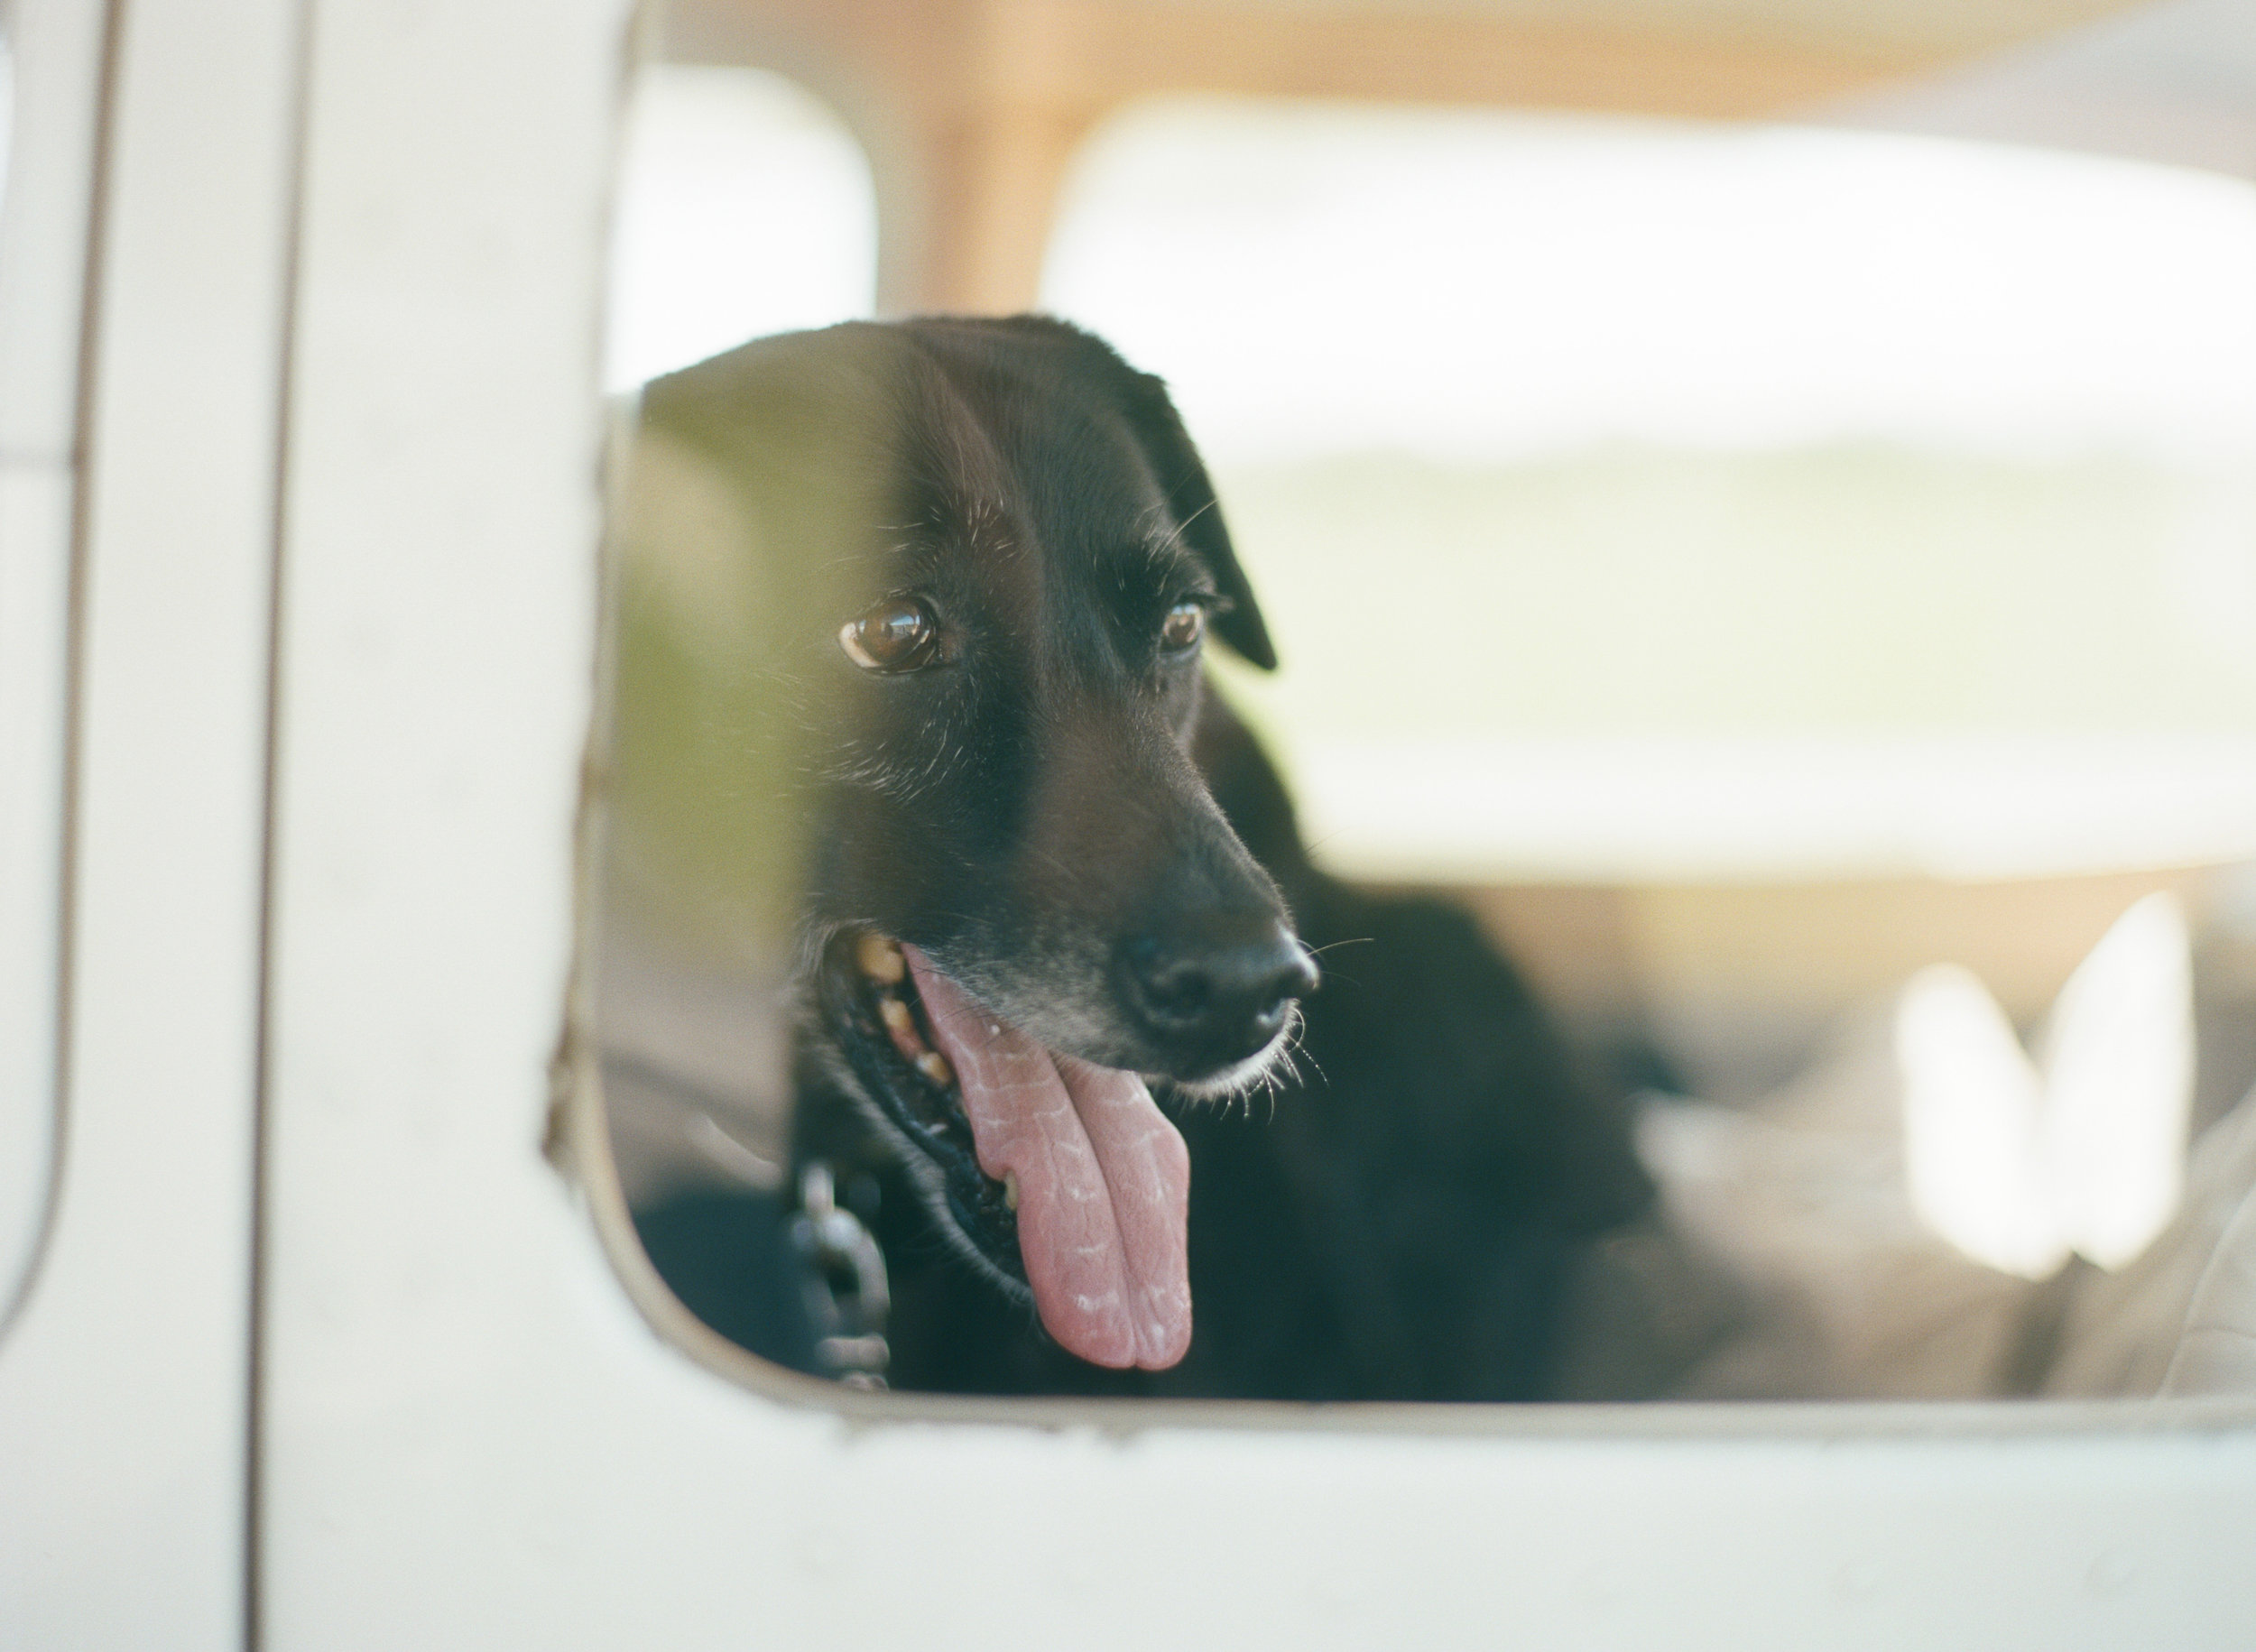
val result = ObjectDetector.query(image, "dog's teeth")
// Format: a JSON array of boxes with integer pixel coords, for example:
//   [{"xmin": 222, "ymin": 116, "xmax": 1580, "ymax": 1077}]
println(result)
[
  {"xmin": 878, "ymin": 993, "xmax": 919, "ymax": 1044},
  {"xmin": 857, "ymin": 931, "xmax": 906, "ymax": 985},
  {"xmin": 917, "ymin": 1049, "xmax": 954, "ymax": 1088},
  {"xmin": 1003, "ymin": 1170, "xmax": 1019, "ymax": 1212}
]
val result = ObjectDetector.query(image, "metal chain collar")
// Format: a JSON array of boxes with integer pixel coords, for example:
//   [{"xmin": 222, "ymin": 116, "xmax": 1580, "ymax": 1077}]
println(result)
[{"xmin": 789, "ymin": 1163, "xmax": 891, "ymax": 1388}]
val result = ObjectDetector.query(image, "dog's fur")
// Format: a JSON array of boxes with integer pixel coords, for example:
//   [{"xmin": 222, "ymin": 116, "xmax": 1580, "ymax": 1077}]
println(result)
[
  {"xmin": 623, "ymin": 315, "xmax": 1652, "ymax": 1399},
  {"xmin": 869, "ymin": 692, "xmax": 1656, "ymax": 1398}
]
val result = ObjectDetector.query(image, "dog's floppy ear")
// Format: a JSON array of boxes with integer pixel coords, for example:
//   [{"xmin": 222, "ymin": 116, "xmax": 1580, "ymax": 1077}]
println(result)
[
  {"xmin": 1108, "ymin": 365, "xmax": 1277, "ymax": 670},
  {"xmin": 977, "ymin": 316, "xmax": 1278, "ymax": 671}
]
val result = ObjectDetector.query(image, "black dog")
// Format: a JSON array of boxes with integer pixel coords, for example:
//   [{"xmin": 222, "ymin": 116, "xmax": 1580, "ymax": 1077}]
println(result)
[{"xmin": 620, "ymin": 316, "xmax": 1652, "ymax": 1398}]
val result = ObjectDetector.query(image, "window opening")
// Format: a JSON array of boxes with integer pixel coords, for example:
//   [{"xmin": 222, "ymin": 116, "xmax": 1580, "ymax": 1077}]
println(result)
[{"xmin": 594, "ymin": 42, "xmax": 2256, "ymax": 1409}]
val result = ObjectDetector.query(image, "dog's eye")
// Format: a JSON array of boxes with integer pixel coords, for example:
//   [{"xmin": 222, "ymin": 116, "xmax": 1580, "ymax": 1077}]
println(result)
[
  {"xmin": 839, "ymin": 598, "xmax": 940, "ymax": 673},
  {"xmin": 1160, "ymin": 601, "xmax": 1206, "ymax": 655}
]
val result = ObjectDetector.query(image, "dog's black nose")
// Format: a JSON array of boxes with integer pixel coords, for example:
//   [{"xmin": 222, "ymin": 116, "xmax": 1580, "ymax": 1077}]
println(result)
[{"xmin": 1119, "ymin": 915, "xmax": 1318, "ymax": 1075}]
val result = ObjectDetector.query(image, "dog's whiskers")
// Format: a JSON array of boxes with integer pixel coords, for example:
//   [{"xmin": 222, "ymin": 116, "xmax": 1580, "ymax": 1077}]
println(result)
[{"xmin": 1146, "ymin": 495, "xmax": 1219, "ymax": 560}]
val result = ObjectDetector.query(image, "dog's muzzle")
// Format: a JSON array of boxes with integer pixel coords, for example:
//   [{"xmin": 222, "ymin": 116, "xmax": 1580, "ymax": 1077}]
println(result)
[{"xmin": 1115, "ymin": 912, "xmax": 1319, "ymax": 1082}]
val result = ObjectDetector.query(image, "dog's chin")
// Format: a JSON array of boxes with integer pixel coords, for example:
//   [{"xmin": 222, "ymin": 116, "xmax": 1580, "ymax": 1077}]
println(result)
[{"xmin": 1159, "ymin": 1012, "xmax": 1301, "ymax": 1103}]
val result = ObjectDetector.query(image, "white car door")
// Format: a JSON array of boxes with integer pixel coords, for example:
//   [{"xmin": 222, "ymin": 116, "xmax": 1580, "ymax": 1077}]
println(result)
[{"xmin": 1, "ymin": 0, "xmax": 294, "ymax": 1646}]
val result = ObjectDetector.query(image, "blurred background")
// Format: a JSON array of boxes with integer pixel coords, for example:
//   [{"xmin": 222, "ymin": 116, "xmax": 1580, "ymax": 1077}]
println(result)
[
  {"xmin": 596, "ymin": 0, "xmax": 2256, "ymax": 1390},
  {"xmin": 605, "ymin": 0, "xmax": 2256, "ymax": 1107}
]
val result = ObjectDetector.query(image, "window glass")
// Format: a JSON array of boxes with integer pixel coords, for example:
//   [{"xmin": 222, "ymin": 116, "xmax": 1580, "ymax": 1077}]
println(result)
[
  {"xmin": 600, "ymin": 66, "xmax": 875, "ymax": 1222},
  {"xmin": 597, "ymin": 70, "xmax": 2256, "ymax": 1407}
]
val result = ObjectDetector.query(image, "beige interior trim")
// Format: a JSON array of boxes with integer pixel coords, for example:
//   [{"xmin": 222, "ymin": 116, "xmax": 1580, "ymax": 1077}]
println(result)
[{"xmin": 661, "ymin": 0, "xmax": 2148, "ymax": 311}]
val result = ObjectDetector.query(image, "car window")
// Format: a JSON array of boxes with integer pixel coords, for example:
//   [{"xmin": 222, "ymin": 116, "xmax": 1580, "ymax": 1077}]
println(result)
[{"xmin": 593, "ymin": 33, "xmax": 2256, "ymax": 1407}]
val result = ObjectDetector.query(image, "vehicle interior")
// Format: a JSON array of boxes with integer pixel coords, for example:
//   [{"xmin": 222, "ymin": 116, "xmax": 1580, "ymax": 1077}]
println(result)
[{"xmin": 587, "ymin": 0, "xmax": 2256, "ymax": 1406}]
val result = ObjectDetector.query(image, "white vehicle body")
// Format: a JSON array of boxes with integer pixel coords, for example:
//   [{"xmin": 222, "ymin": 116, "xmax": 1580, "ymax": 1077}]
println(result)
[{"xmin": 2, "ymin": 1, "xmax": 2253, "ymax": 1646}]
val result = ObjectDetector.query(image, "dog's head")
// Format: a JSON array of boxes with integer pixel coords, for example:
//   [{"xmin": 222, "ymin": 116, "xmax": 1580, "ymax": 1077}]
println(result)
[{"xmin": 632, "ymin": 317, "xmax": 1316, "ymax": 1370}]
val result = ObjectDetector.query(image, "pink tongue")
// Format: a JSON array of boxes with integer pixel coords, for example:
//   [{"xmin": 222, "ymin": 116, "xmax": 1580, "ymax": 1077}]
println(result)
[{"xmin": 903, "ymin": 946, "xmax": 1192, "ymax": 1371}]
